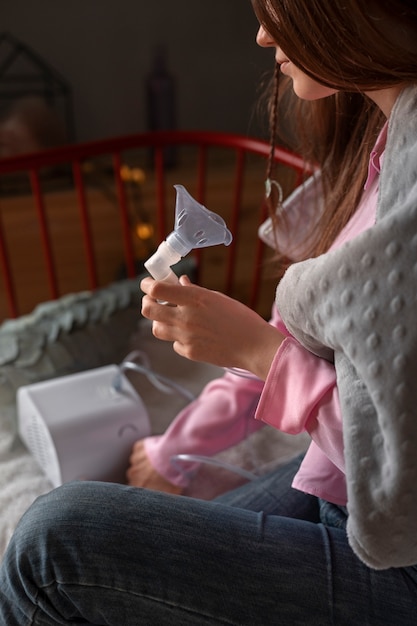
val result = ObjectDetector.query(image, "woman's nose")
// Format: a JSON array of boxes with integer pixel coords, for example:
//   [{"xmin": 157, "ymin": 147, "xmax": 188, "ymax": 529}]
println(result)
[{"xmin": 256, "ymin": 25, "xmax": 275, "ymax": 48}]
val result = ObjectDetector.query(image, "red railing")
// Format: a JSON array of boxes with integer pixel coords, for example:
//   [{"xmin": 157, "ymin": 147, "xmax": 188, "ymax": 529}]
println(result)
[{"xmin": 0, "ymin": 130, "xmax": 307, "ymax": 320}]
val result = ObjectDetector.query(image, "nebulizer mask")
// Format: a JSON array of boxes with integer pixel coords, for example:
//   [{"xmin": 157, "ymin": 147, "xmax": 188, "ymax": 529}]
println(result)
[{"xmin": 144, "ymin": 185, "xmax": 232, "ymax": 282}]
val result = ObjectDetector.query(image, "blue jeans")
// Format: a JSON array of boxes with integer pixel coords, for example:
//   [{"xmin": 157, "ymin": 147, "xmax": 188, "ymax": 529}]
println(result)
[{"xmin": 1, "ymin": 455, "xmax": 416, "ymax": 625}]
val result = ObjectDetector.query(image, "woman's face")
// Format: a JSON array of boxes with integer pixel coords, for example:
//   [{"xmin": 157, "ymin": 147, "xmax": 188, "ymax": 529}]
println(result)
[{"xmin": 256, "ymin": 25, "xmax": 338, "ymax": 101}]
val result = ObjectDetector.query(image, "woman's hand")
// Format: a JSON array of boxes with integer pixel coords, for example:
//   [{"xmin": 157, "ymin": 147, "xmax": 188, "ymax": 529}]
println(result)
[{"xmin": 141, "ymin": 275, "xmax": 284, "ymax": 380}]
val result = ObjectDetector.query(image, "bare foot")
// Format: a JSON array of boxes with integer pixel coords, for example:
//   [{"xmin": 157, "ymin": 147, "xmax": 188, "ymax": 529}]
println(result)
[{"xmin": 126, "ymin": 440, "xmax": 183, "ymax": 495}]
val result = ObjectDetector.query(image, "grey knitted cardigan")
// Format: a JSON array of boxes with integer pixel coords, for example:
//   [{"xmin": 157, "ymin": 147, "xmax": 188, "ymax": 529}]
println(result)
[{"xmin": 276, "ymin": 84, "xmax": 417, "ymax": 570}]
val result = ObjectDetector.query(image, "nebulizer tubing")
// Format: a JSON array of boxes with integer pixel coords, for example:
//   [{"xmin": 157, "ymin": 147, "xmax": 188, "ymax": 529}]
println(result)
[
  {"xmin": 170, "ymin": 454, "xmax": 258, "ymax": 482},
  {"xmin": 112, "ymin": 351, "xmax": 196, "ymax": 402},
  {"xmin": 144, "ymin": 184, "xmax": 233, "ymax": 282}
]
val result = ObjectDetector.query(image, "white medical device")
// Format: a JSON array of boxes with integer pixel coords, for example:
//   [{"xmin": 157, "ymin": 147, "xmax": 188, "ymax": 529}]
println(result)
[{"xmin": 17, "ymin": 365, "xmax": 151, "ymax": 488}]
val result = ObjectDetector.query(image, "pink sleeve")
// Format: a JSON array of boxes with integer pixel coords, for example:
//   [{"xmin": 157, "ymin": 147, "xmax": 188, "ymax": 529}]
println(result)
[{"xmin": 255, "ymin": 337, "xmax": 345, "ymax": 473}]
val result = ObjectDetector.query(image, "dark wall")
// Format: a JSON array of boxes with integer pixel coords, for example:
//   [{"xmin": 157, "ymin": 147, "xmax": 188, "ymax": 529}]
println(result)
[{"xmin": 0, "ymin": 1, "xmax": 274, "ymax": 142}]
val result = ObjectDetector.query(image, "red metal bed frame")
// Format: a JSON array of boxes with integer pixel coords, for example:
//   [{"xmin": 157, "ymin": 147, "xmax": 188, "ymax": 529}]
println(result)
[{"xmin": 0, "ymin": 130, "xmax": 307, "ymax": 320}]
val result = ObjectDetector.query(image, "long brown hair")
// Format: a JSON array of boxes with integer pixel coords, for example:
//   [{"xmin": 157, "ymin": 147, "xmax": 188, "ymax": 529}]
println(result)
[{"xmin": 252, "ymin": 0, "xmax": 417, "ymax": 262}]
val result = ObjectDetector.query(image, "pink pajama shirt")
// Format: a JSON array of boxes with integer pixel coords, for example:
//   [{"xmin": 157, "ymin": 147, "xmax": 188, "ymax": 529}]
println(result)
[{"xmin": 144, "ymin": 124, "xmax": 387, "ymax": 502}]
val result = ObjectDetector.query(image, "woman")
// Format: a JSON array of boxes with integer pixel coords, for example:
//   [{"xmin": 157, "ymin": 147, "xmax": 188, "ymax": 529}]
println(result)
[{"xmin": 1, "ymin": 1, "xmax": 417, "ymax": 623}]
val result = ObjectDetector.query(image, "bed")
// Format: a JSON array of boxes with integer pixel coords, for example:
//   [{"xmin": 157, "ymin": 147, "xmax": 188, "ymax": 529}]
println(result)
[{"xmin": 0, "ymin": 130, "xmax": 310, "ymax": 559}]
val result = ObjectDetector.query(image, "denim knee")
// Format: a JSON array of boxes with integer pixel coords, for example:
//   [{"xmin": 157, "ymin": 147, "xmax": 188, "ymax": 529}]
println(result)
[{"xmin": 9, "ymin": 482, "xmax": 101, "ymax": 562}]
